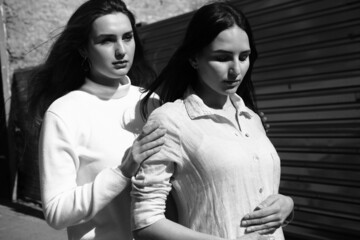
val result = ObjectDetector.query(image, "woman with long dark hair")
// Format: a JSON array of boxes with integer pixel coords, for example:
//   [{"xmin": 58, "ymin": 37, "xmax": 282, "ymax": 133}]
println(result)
[
  {"xmin": 28, "ymin": 0, "xmax": 165, "ymax": 239},
  {"xmin": 132, "ymin": 2, "xmax": 294, "ymax": 240}
]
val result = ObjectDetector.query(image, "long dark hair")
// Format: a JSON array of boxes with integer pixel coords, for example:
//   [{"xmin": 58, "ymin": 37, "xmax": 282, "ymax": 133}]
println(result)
[
  {"xmin": 29, "ymin": 0, "xmax": 155, "ymax": 131},
  {"xmin": 141, "ymin": 1, "xmax": 258, "ymax": 119}
]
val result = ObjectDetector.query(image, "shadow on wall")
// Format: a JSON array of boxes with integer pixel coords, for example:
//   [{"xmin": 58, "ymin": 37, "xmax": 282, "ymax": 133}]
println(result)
[
  {"xmin": 8, "ymin": 67, "xmax": 42, "ymax": 205},
  {"xmin": 0, "ymin": 72, "xmax": 11, "ymax": 199}
]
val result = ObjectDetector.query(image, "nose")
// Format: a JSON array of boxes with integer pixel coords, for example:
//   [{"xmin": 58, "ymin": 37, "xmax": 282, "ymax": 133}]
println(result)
[
  {"xmin": 229, "ymin": 60, "xmax": 241, "ymax": 79},
  {"xmin": 115, "ymin": 42, "xmax": 125, "ymax": 59}
]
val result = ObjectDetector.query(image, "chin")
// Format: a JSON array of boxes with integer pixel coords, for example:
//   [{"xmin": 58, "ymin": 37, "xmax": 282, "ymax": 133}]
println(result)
[
  {"xmin": 225, "ymin": 88, "xmax": 239, "ymax": 95},
  {"xmin": 112, "ymin": 70, "xmax": 129, "ymax": 78}
]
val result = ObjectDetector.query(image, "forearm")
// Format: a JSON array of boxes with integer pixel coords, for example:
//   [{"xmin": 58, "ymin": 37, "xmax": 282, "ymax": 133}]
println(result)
[
  {"xmin": 282, "ymin": 196, "xmax": 294, "ymax": 227},
  {"xmin": 42, "ymin": 167, "xmax": 129, "ymax": 229},
  {"xmin": 40, "ymin": 112, "xmax": 130, "ymax": 228},
  {"xmin": 133, "ymin": 218, "xmax": 225, "ymax": 240},
  {"xmin": 134, "ymin": 219, "xmax": 266, "ymax": 240}
]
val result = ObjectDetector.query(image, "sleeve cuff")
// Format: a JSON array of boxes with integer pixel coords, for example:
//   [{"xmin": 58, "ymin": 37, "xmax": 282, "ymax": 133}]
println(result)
[
  {"xmin": 282, "ymin": 208, "xmax": 294, "ymax": 227},
  {"xmin": 111, "ymin": 167, "xmax": 131, "ymax": 182},
  {"xmin": 132, "ymin": 214, "xmax": 165, "ymax": 231}
]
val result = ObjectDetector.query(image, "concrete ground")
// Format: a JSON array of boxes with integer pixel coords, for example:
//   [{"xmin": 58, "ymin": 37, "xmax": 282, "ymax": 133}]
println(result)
[{"xmin": 0, "ymin": 198, "xmax": 67, "ymax": 240}]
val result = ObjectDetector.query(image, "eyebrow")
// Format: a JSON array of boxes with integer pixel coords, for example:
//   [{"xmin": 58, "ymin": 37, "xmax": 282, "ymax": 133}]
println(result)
[
  {"xmin": 96, "ymin": 30, "xmax": 133, "ymax": 38},
  {"xmin": 213, "ymin": 49, "xmax": 251, "ymax": 54},
  {"xmin": 96, "ymin": 34, "xmax": 115, "ymax": 38}
]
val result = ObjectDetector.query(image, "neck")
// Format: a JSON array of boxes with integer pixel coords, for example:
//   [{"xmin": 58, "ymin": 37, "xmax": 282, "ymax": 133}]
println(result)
[
  {"xmin": 82, "ymin": 77, "xmax": 131, "ymax": 99},
  {"xmin": 88, "ymin": 72, "xmax": 128, "ymax": 88},
  {"xmin": 193, "ymin": 81, "xmax": 229, "ymax": 110}
]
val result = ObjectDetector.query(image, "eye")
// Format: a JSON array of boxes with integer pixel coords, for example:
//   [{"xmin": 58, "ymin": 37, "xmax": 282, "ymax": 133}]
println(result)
[
  {"xmin": 215, "ymin": 55, "xmax": 231, "ymax": 62},
  {"xmin": 98, "ymin": 37, "xmax": 114, "ymax": 45},
  {"xmin": 123, "ymin": 32, "xmax": 134, "ymax": 42},
  {"xmin": 101, "ymin": 39, "xmax": 111, "ymax": 44},
  {"xmin": 239, "ymin": 54, "xmax": 249, "ymax": 62}
]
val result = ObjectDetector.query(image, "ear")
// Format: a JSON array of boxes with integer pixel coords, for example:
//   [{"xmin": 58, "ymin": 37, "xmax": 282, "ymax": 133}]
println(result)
[
  {"xmin": 78, "ymin": 48, "xmax": 87, "ymax": 58},
  {"xmin": 188, "ymin": 57, "xmax": 198, "ymax": 69}
]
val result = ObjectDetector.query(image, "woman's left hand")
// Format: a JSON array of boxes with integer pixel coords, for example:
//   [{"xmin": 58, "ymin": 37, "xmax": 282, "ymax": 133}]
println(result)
[
  {"xmin": 240, "ymin": 194, "xmax": 294, "ymax": 235},
  {"xmin": 120, "ymin": 122, "xmax": 166, "ymax": 178}
]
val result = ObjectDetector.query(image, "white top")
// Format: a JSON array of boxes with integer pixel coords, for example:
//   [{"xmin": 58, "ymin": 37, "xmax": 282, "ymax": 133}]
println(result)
[
  {"xmin": 131, "ymin": 90, "xmax": 284, "ymax": 240},
  {"xmin": 39, "ymin": 77, "xmax": 151, "ymax": 240}
]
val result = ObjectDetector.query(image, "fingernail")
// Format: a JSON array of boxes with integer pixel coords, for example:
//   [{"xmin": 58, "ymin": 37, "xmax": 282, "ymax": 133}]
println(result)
[
  {"xmin": 241, "ymin": 220, "xmax": 247, "ymax": 226},
  {"xmin": 256, "ymin": 204, "xmax": 264, "ymax": 210}
]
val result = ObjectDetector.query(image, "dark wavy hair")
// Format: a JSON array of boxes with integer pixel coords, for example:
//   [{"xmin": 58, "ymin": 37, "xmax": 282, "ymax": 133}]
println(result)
[
  {"xmin": 140, "ymin": 1, "xmax": 258, "ymax": 119},
  {"xmin": 29, "ymin": 0, "xmax": 155, "ymax": 131}
]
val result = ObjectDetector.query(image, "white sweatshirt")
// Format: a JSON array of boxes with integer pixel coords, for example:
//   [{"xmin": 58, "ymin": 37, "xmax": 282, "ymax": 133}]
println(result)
[{"xmin": 39, "ymin": 77, "xmax": 151, "ymax": 240}]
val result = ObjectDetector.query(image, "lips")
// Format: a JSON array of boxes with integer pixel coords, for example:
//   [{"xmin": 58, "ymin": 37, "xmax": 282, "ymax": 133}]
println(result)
[
  {"xmin": 113, "ymin": 60, "xmax": 127, "ymax": 65},
  {"xmin": 113, "ymin": 60, "xmax": 128, "ymax": 69},
  {"xmin": 224, "ymin": 80, "xmax": 240, "ymax": 85}
]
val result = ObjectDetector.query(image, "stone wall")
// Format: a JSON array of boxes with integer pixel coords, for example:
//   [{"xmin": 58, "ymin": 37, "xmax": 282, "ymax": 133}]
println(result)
[{"xmin": 4, "ymin": 0, "xmax": 210, "ymax": 80}]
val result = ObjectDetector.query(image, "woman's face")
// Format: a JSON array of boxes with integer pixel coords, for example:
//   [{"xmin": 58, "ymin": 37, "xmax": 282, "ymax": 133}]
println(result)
[
  {"xmin": 85, "ymin": 12, "xmax": 135, "ymax": 86},
  {"xmin": 193, "ymin": 25, "xmax": 251, "ymax": 104}
]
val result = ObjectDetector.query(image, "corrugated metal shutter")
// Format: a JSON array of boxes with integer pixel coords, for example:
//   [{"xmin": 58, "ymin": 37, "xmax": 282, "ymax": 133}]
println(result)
[{"xmin": 137, "ymin": 0, "xmax": 360, "ymax": 239}]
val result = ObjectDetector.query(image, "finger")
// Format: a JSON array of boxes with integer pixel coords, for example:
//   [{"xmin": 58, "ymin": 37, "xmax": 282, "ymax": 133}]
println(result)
[
  {"xmin": 136, "ymin": 146, "xmax": 162, "ymax": 162},
  {"xmin": 138, "ymin": 138, "xmax": 166, "ymax": 153},
  {"xmin": 241, "ymin": 216, "xmax": 278, "ymax": 228},
  {"xmin": 241, "ymin": 209, "xmax": 279, "ymax": 227},
  {"xmin": 257, "ymin": 228, "xmax": 277, "ymax": 235},
  {"xmin": 138, "ymin": 128, "xmax": 166, "ymax": 147},
  {"xmin": 141, "ymin": 122, "xmax": 161, "ymax": 137},
  {"xmin": 245, "ymin": 221, "xmax": 279, "ymax": 233},
  {"xmin": 262, "ymin": 194, "xmax": 279, "ymax": 205},
  {"xmin": 242, "ymin": 206, "xmax": 277, "ymax": 222},
  {"xmin": 255, "ymin": 195, "xmax": 279, "ymax": 211},
  {"xmin": 265, "ymin": 124, "xmax": 270, "ymax": 132}
]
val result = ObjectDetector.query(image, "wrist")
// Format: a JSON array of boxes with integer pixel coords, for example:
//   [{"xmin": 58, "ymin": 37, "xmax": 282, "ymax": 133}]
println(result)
[
  {"xmin": 282, "ymin": 196, "xmax": 294, "ymax": 227},
  {"xmin": 119, "ymin": 163, "xmax": 132, "ymax": 178}
]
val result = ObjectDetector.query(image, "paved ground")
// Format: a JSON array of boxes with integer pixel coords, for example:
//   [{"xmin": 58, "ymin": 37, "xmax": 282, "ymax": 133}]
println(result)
[{"xmin": 0, "ymin": 198, "xmax": 67, "ymax": 240}]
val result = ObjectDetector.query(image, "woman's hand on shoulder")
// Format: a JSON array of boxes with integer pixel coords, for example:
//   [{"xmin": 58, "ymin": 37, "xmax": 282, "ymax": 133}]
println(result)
[
  {"xmin": 259, "ymin": 112, "xmax": 270, "ymax": 133},
  {"xmin": 120, "ymin": 121, "xmax": 166, "ymax": 178},
  {"xmin": 240, "ymin": 194, "xmax": 294, "ymax": 235}
]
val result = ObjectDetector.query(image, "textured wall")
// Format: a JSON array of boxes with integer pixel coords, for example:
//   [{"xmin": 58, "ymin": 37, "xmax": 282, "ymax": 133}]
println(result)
[
  {"xmin": 4, "ymin": 0, "xmax": 85, "ymax": 76},
  {"xmin": 4, "ymin": 0, "xmax": 210, "ymax": 81}
]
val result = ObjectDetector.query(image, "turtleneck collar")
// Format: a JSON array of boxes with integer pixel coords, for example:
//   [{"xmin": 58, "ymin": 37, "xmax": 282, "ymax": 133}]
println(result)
[{"xmin": 80, "ymin": 76, "xmax": 131, "ymax": 100}]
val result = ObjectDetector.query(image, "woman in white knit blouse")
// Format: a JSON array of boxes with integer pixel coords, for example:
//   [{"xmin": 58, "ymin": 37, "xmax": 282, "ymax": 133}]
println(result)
[{"xmin": 28, "ymin": 0, "xmax": 165, "ymax": 239}]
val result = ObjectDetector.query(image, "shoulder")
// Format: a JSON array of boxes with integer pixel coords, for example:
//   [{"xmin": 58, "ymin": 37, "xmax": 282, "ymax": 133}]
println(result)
[
  {"xmin": 128, "ymin": 85, "xmax": 142, "ymax": 98},
  {"xmin": 128, "ymin": 86, "xmax": 160, "ymax": 102},
  {"xmin": 146, "ymin": 100, "xmax": 186, "ymax": 131},
  {"xmin": 127, "ymin": 85, "xmax": 156, "ymax": 103},
  {"xmin": 149, "ymin": 101, "xmax": 185, "ymax": 121},
  {"xmin": 144, "ymin": 101, "xmax": 185, "ymax": 167},
  {"xmin": 125, "ymin": 86, "xmax": 160, "ymax": 108},
  {"xmin": 45, "ymin": 90, "xmax": 92, "ymax": 124},
  {"xmin": 246, "ymin": 108, "xmax": 267, "ymax": 134}
]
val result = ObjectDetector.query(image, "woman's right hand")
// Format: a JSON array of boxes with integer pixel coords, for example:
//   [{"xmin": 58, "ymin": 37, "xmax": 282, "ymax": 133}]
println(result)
[
  {"xmin": 120, "ymin": 122, "xmax": 166, "ymax": 178},
  {"xmin": 240, "ymin": 194, "xmax": 294, "ymax": 235},
  {"xmin": 259, "ymin": 112, "xmax": 270, "ymax": 133}
]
